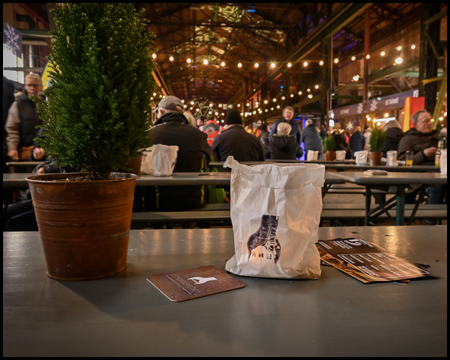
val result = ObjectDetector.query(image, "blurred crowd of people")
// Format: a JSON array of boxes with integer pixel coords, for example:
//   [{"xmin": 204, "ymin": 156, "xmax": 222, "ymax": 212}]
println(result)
[{"xmin": 3, "ymin": 81, "xmax": 447, "ymax": 229}]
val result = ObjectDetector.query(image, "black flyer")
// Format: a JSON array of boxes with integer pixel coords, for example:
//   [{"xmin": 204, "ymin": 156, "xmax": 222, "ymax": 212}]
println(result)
[{"xmin": 317, "ymin": 238, "xmax": 433, "ymax": 283}]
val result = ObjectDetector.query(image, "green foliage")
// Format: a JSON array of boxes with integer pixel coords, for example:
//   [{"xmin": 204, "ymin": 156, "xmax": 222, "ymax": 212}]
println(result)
[
  {"xmin": 369, "ymin": 126, "xmax": 387, "ymax": 152},
  {"xmin": 324, "ymin": 135, "xmax": 335, "ymax": 151},
  {"xmin": 34, "ymin": 4, "xmax": 156, "ymax": 179}
]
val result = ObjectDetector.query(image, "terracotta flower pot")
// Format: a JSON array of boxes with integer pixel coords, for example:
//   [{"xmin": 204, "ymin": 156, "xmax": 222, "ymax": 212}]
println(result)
[
  {"xmin": 26, "ymin": 173, "xmax": 137, "ymax": 281},
  {"xmin": 325, "ymin": 150, "xmax": 335, "ymax": 161},
  {"xmin": 369, "ymin": 151, "xmax": 383, "ymax": 166}
]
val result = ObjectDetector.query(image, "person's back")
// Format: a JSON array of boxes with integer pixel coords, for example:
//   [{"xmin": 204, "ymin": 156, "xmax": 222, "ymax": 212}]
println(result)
[
  {"xmin": 301, "ymin": 120, "xmax": 323, "ymax": 155},
  {"xmin": 211, "ymin": 110, "xmax": 264, "ymax": 167},
  {"xmin": 145, "ymin": 96, "xmax": 211, "ymax": 211},
  {"xmin": 380, "ymin": 120, "xmax": 404, "ymax": 157},
  {"xmin": 349, "ymin": 126, "xmax": 365, "ymax": 156},
  {"xmin": 268, "ymin": 122, "xmax": 302, "ymax": 160}
]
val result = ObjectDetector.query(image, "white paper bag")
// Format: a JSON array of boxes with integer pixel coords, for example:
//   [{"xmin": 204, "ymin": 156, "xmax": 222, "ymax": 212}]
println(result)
[
  {"xmin": 335, "ymin": 150, "xmax": 346, "ymax": 161},
  {"xmin": 140, "ymin": 144, "xmax": 178, "ymax": 176},
  {"xmin": 223, "ymin": 156, "xmax": 325, "ymax": 279},
  {"xmin": 386, "ymin": 150, "xmax": 398, "ymax": 166},
  {"xmin": 354, "ymin": 150, "xmax": 368, "ymax": 165},
  {"xmin": 307, "ymin": 150, "xmax": 319, "ymax": 161},
  {"xmin": 440, "ymin": 149, "xmax": 447, "ymax": 176}
]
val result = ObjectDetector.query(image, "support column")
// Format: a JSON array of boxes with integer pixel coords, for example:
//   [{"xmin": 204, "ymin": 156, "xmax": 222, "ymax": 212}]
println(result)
[
  {"xmin": 320, "ymin": 37, "xmax": 333, "ymax": 126},
  {"xmin": 419, "ymin": 3, "xmax": 440, "ymax": 113},
  {"xmin": 363, "ymin": 8, "xmax": 370, "ymax": 110}
]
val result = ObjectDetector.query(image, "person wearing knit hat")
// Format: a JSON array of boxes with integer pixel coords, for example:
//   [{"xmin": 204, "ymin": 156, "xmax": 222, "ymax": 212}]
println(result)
[
  {"xmin": 211, "ymin": 110, "xmax": 264, "ymax": 169},
  {"xmin": 225, "ymin": 110, "xmax": 242, "ymax": 126}
]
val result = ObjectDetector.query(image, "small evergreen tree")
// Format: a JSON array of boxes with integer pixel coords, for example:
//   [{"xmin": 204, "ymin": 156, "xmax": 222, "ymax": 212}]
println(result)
[
  {"xmin": 35, "ymin": 4, "xmax": 156, "ymax": 180},
  {"xmin": 324, "ymin": 135, "xmax": 335, "ymax": 151},
  {"xmin": 369, "ymin": 126, "xmax": 387, "ymax": 152}
]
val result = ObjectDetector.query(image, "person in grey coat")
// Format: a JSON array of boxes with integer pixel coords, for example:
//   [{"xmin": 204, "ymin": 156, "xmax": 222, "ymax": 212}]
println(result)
[{"xmin": 301, "ymin": 119, "xmax": 323, "ymax": 158}]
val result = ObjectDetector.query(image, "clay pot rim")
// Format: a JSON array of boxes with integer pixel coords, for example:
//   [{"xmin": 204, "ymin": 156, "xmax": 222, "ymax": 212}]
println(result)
[{"xmin": 26, "ymin": 172, "xmax": 138, "ymax": 184}]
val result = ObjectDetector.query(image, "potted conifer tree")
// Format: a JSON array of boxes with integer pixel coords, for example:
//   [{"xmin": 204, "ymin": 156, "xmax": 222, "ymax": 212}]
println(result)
[
  {"xmin": 323, "ymin": 135, "xmax": 336, "ymax": 161},
  {"xmin": 368, "ymin": 126, "xmax": 387, "ymax": 165},
  {"xmin": 27, "ymin": 4, "xmax": 156, "ymax": 281}
]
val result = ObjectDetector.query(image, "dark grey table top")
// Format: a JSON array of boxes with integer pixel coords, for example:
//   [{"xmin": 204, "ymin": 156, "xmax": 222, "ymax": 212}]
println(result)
[
  {"xmin": 3, "ymin": 171, "xmax": 345, "ymax": 187},
  {"xmin": 3, "ymin": 226, "xmax": 447, "ymax": 357},
  {"xmin": 332, "ymin": 171, "xmax": 448, "ymax": 185}
]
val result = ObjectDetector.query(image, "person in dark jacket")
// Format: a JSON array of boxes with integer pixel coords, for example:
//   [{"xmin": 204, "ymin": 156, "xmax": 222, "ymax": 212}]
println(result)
[
  {"xmin": 380, "ymin": 120, "xmax": 405, "ymax": 157},
  {"xmin": 397, "ymin": 110, "xmax": 445, "ymax": 220},
  {"xmin": 349, "ymin": 126, "xmax": 366, "ymax": 158},
  {"xmin": 211, "ymin": 110, "xmax": 264, "ymax": 168},
  {"xmin": 5, "ymin": 74, "xmax": 43, "ymax": 161},
  {"xmin": 3, "ymin": 76, "xmax": 15, "ymax": 173},
  {"xmin": 267, "ymin": 122, "xmax": 303, "ymax": 160},
  {"xmin": 301, "ymin": 119, "xmax": 323, "ymax": 158},
  {"xmin": 143, "ymin": 96, "xmax": 212, "ymax": 212},
  {"xmin": 269, "ymin": 106, "xmax": 301, "ymax": 145},
  {"xmin": 397, "ymin": 110, "xmax": 439, "ymax": 165},
  {"xmin": 333, "ymin": 129, "xmax": 352, "ymax": 159}
]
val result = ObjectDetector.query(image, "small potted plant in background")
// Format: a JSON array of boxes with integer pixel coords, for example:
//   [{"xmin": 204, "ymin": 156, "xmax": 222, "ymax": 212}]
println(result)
[
  {"xmin": 368, "ymin": 126, "xmax": 386, "ymax": 166},
  {"xmin": 324, "ymin": 134, "xmax": 336, "ymax": 161},
  {"xmin": 27, "ymin": 3, "xmax": 156, "ymax": 281}
]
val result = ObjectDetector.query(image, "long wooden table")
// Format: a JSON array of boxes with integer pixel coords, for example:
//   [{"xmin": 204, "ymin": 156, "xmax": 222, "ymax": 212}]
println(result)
[
  {"xmin": 3, "ymin": 225, "xmax": 447, "ymax": 357},
  {"xmin": 209, "ymin": 161, "xmax": 439, "ymax": 172},
  {"xmin": 332, "ymin": 171, "xmax": 448, "ymax": 225},
  {"xmin": 2, "ymin": 171, "xmax": 345, "ymax": 188}
]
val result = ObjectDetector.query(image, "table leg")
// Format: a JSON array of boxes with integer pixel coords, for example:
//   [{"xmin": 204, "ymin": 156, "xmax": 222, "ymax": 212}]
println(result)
[
  {"xmin": 396, "ymin": 186, "xmax": 405, "ymax": 225},
  {"xmin": 365, "ymin": 187, "xmax": 371, "ymax": 226}
]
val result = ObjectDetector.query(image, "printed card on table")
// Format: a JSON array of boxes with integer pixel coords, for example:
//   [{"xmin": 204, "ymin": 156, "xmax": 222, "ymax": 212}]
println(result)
[
  {"xmin": 316, "ymin": 238, "xmax": 435, "ymax": 283},
  {"xmin": 147, "ymin": 265, "xmax": 246, "ymax": 302}
]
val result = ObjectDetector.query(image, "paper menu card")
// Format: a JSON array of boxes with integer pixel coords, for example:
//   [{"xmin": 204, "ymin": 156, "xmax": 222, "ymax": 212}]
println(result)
[{"xmin": 316, "ymin": 238, "xmax": 433, "ymax": 283}]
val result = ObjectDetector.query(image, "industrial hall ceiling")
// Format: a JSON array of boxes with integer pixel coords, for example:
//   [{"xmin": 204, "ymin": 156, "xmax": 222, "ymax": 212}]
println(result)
[{"xmin": 16, "ymin": 3, "xmax": 448, "ymax": 121}]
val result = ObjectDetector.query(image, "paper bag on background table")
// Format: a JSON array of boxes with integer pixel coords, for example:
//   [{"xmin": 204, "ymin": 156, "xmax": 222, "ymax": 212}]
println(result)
[
  {"xmin": 440, "ymin": 149, "xmax": 447, "ymax": 176},
  {"xmin": 223, "ymin": 156, "xmax": 325, "ymax": 279},
  {"xmin": 335, "ymin": 150, "xmax": 346, "ymax": 161},
  {"xmin": 354, "ymin": 151, "xmax": 368, "ymax": 165},
  {"xmin": 307, "ymin": 150, "xmax": 319, "ymax": 161},
  {"xmin": 141, "ymin": 144, "xmax": 178, "ymax": 176}
]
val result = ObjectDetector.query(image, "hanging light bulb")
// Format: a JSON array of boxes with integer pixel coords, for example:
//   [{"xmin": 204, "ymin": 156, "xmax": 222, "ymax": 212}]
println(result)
[
  {"xmin": 238, "ymin": 63, "xmax": 242, "ymax": 68},
  {"xmin": 351, "ymin": 56, "xmax": 356, "ymax": 61},
  {"xmin": 190, "ymin": 101, "xmax": 194, "ymax": 105},
  {"xmin": 209, "ymin": 103, "xmax": 213, "ymax": 107},
  {"xmin": 334, "ymin": 58, "xmax": 339, "ymax": 64},
  {"xmin": 287, "ymin": 62, "xmax": 292, "ymax": 67},
  {"xmin": 264, "ymin": 100, "xmax": 268, "ymax": 104},
  {"xmin": 281, "ymin": 96, "xmax": 285, "ymax": 100},
  {"xmin": 395, "ymin": 57, "xmax": 403, "ymax": 65},
  {"xmin": 384, "ymin": 113, "xmax": 389, "ymax": 118},
  {"xmin": 298, "ymin": 91, "xmax": 302, "ymax": 95},
  {"xmin": 290, "ymin": 94, "xmax": 294, "ymax": 97},
  {"xmin": 308, "ymin": 94, "xmax": 313, "ymax": 99},
  {"xmin": 203, "ymin": 59, "xmax": 208, "ymax": 65},
  {"xmin": 411, "ymin": 44, "xmax": 416, "ymax": 50},
  {"xmin": 169, "ymin": 56, "xmax": 174, "ymax": 61},
  {"xmin": 319, "ymin": 60, "xmax": 324, "ymax": 66},
  {"xmin": 366, "ymin": 54, "xmax": 370, "ymax": 59},
  {"xmin": 152, "ymin": 53, "xmax": 157, "ymax": 59},
  {"xmin": 381, "ymin": 51, "xmax": 386, "ymax": 56},
  {"xmin": 187, "ymin": 58, "xmax": 192, "ymax": 63},
  {"xmin": 315, "ymin": 85, "xmax": 319, "ymax": 89},
  {"xmin": 397, "ymin": 46, "xmax": 402, "ymax": 51},
  {"xmin": 254, "ymin": 63, "xmax": 259, "ymax": 68},
  {"xmin": 220, "ymin": 61, "xmax": 225, "ymax": 66},
  {"xmin": 271, "ymin": 63, "xmax": 276, "ymax": 68},
  {"xmin": 303, "ymin": 61, "xmax": 308, "ymax": 67},
  {"xmin": 307, "ymin": 88, "xmax": 311, "ymax": 92},
  {"xmin": 273, "ymin": 98, "xmax": 276, "ymax": 102}
]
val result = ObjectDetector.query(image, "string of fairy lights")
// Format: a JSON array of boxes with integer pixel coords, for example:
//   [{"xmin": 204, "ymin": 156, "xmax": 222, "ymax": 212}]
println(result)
[{"xmin": 150, "ymin": 42, "xmax": 427, "ymax": 121}]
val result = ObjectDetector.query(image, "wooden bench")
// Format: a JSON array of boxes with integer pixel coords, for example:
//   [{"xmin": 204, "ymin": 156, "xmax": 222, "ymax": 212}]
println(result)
[
  {"xmin": 321, "ymin": 204, "xmax": 447, "ymax": 225},
  {"xmin": 131, "ymin": 203, "xmax": 446, "ymax": 228}
]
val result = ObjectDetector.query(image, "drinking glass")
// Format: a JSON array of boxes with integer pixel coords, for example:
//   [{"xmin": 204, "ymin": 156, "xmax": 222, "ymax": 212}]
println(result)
[{"xmin": 406, "ymin": 151, "xmax": 413, "ymax": 166}]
